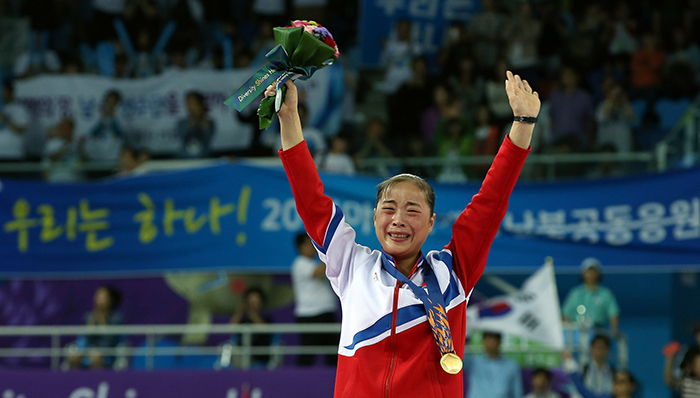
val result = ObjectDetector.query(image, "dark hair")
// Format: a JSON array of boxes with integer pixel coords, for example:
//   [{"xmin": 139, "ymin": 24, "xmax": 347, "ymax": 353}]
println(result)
[
  {"xmin": 99, "ymin": 285, "xmax": 122, "ymax": 311},
  {"xmin": 2, "ymin": 80, "xmax": 14, "ymax": 96},
  {"xmin": 186, "ymin": 91, "xmax": 208, "ymax": 113},
  {"xmin": 244, "ymin": 286, "xmax": 267, "ymax": 306},
  {"xmin": 616, "ymin": 369, "xmax": 637, "ymax": 388},
  {"xmin": 532, "ymin": 367, "xmax": 553, "ymax": 382},
  {"xmin": 483, "ymin": 331, "xmax": 502, "ymax": 341},
  {"xmin": 121, "ymin": 143, "xmax": 150, "ymax": 159},
  {"xmin": 367, "ymin": 117, "xmax": 386, "ymax": 128},
  {"xmin": 591, "ymin": 334, "xmax": 611, "ymax": 348},
  {"xmin": 295, "ymin": 232, "xmax": 310, "ymax": 250},
  {"xmin": 580, "ymin": 267, "xmax": 603, "ymax": 283},
  {"xmin": 376, "ymin": 174, "xmax": 436, "ymax": 215},
  {"xmin": 105, "ymin": 90, "xmax": 122, "ymax": 103}
]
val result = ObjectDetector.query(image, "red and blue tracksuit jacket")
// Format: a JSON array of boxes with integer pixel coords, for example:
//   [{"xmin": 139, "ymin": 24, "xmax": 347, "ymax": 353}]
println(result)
[{"xmin": 279, "ymin": 136, "xmax": 529, "ymax": 398}]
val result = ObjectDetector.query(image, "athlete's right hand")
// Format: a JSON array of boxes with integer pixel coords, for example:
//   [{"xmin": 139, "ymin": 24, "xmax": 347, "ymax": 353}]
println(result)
[{"xmin": 264, "ymin": 80, "xmax": 298, "ymax": 119}]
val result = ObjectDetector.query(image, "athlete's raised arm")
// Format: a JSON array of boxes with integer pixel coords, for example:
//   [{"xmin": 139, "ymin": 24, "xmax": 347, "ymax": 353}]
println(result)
[
  {"xmin": 448, "ymin": 71, "xmax": 539, "ymax": 291},
  {"xmin": 265, "ymin": 81, "xmax": 304, "ymax": 150}
]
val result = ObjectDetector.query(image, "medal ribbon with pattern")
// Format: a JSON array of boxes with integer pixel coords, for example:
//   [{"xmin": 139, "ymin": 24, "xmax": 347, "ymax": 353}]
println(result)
[{"xmin": 381, "ymin": 255, "xmax": 462, "ymax": 374}]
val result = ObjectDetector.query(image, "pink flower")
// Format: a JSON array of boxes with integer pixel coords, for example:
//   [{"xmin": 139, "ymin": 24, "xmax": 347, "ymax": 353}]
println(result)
[
  {"xmin": 292, "ymin": 20, "xmax": 310, "ymax": 28},
  {"xmin": 291, "ymin": 20, "xmax": 316, "ymax": 35}
]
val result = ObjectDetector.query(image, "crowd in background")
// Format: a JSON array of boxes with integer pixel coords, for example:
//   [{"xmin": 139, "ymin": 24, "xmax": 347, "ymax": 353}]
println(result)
[
  {"xmin": 0, "ymin": 0, "xmax": 699, "ymax": 181},
  {"xmin": 62, "ymin": 250, "xmax": 700, "ymax": 397}
]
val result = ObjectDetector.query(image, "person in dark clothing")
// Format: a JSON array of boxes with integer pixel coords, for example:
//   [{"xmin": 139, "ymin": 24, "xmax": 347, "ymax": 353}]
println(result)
[{"xmin": 229, "ymin": 287, "xmax": 273, "ymax": 366}]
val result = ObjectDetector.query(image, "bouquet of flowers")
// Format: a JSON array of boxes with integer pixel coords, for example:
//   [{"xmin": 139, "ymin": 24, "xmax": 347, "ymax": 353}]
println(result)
[{"xmin": 224, "ymin": 20, "xmax": 339, "ymax": 129}]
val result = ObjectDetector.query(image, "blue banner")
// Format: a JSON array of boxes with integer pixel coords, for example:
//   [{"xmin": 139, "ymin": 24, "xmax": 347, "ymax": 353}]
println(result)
[
  {"xmin": 1, "ymin": 163, "xmax": 699, "ymax": 277},
  {"xmin": 359, "ymin": 0, "xmax": 481, "ymax": 66}
]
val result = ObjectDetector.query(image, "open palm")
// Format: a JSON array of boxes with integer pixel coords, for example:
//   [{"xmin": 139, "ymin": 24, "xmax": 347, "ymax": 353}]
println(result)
[{"xmin": 505, "ymin": 70, "xmax": 541, "ymax": 118}]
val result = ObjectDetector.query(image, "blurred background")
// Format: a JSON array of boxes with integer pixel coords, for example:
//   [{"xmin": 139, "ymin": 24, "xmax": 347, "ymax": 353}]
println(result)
[{"xmin": 0, "ymin": 0, "xmax": 699, "ymax": 397}]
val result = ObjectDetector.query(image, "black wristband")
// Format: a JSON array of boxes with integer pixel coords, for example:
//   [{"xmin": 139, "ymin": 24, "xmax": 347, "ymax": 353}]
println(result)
[{"xmin": 513, "ymin": 116, "xmax": 537, "ymax": 124}]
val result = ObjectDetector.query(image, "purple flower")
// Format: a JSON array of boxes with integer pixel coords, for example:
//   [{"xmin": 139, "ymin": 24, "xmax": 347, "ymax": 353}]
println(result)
[{"xmin": 313, "ymin": 26, "xmax": 334, "ymax": 41}]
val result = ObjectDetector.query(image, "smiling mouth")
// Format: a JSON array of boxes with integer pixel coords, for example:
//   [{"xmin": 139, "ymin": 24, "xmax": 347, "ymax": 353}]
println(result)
[{"xmin": 388, "ymin": 233, "xmax": 409, "ymax": 239}]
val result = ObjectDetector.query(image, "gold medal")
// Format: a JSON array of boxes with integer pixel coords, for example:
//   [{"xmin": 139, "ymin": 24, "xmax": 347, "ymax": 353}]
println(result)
[{"xmin": 440, "ymin": 352, "xmax": 462, "ymax": 374}]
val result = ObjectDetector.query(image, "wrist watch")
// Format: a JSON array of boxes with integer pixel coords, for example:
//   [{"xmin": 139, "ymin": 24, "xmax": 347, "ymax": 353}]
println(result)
[{"xmin": 513, "ymin": 116, "xmax": 537, "ymax": 124}]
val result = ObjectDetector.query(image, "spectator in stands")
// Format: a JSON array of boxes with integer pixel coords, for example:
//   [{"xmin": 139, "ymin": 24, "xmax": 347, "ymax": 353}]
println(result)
[
  {"xmin": 568, "ymin": 3, "xmax": 611, "ymax": 73},
  {"xmin": 262, "ymin": 102, "xmax": 326, "ymax": 156},
  {"xmin": 435, "ymin": 117, "xmax": 474, "ymax": 183},
  {"xmin": 89, "ymin": 0, "xmax": 126, "ymax": 43},
  {"xmin": 177, "ymin": 91, "xmax": 215, "ymax": 158},
  {"xmin": 118, "ymin": 144, "xmax": 150, "ymax": 175},
  {"xmin": 567, "ymin": 334, "xmax": 616, "ymax": 396},
  {"xmin": 120, "ymin": 26, "xmax": 168, "ymax": 78},
  {"xmin": 13, "ymin": 32, "xmax": 62, "ymax": 78},
  {"xmin": 525, "ymin": 367, "xmax": 561, "ymax": 398},
  {"xmin": 229, "ymin": 287, "xmax": 273, "ymax": 366},
  {"xmin": 563, "ymin": 348, "xmax": 638, "ymax": 398},
  {"xmin": 562, "ymin": 258, "xmax": 620, "ymax": 333},
  {"xmin": 537, "ymin": 1, "xmax": 567, "ymax": 74},
  {"xmin": 630, "ymin": 32, "xmax": 665, "ymax": 101},
  {"xmin": 503, "ymin": 1, "xmax": 541, "ymax": 84},
  {"xmin": 380, "ymin": 19, "xmax": 421, "ymax": 95},
  {"xmin": 666, "ymin": 27, "xmax": 700, "ymax": 84},
  {"xmin": 386, "ymin": 55, "xmax": 433, "ymax": 153},
  {"xmin": 123, "ymin": 0, "xmax": 160, "ymax": 37},
  {"xmin": 547, "ymin": 66, "xmax": 595, "ymax": 154},
  {"xmin": 80, "ymin": 90, "xmax": 123, "ymax": 163},
  {"xmin": 680, "ymin": 322, "xmax": 700, "ymax": 376},
  {"xmin": 595, "ymin": 83, "xmax": 635, "ymax": 153},
  {"xmin": 421, "ymin": 83, "xmax": 458, "ymax": 145},
  {"xmin": 291, "ymin": 233, "xmax": 338, "ymax": 366},
  {"xmin": 466, "ymin": 331, "xmax": 523, "ymax": 398},
  {"xmin": 67, "ymin": 285, "xmax": 123, "ymax": 369},
  {"xmin": 468, "ymin": 0, "xmax": 507, "ymax": 70},
  {"xmin": 353, "ymin": 118, "xmax": 394, "ymax": 176},
  {"xmin": 607, "ymin": 3, "xmax": 638, "ymax": 57},
  {"xmin": 250, "ymin": 19, "xmax": 278, "ymax": 65},
  {"xmin": 609, "ymin": 371, "xmax": 638, "ymax": 398},
  {"xmin": 437, "ymin": 22, "xmax": 474, "ymax": 79},
  {"xmin": 473, "ymin": 103, "xmax": 501, "ymax": 177},
  {"xmin": 317, "ymin": 135, "xmax": 355, "ymax": 176},
  {"xmin": 0, "ymin": 80, "xmax": 29, "ymax": 162},
  {"xmin": 43, "ymin": 117, "xmax": 82, "ymax": 182},
  {"xmin": 449, "ymin": 56, "xmax": 485, "ymax": 121},
  {"xmin": 665, "ymin": 341, "xmax": 700, "ymax": 398},
  {"xmin": 485, "ymin": 59, "xmax": 516, "ymax": 126}
]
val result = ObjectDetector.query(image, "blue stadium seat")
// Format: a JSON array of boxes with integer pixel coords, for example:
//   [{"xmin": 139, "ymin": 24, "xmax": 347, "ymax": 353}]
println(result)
[
  {"xmin": 655, "ymin": 98, "xmax": 691, "ymax": 130},
  {"xmin": 131, "ymin": 338, "xmax": 218, "ymax": 370}
]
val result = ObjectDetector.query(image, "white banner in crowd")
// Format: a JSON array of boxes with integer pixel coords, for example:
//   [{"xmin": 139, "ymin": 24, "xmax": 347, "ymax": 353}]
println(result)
[
  {"xmin": 14, "ymin": 67, "xmax": 337, "ymax": 156},
  {"xmin": 466, "ymin": 263, "xmax": 564, "ymax": 350}
]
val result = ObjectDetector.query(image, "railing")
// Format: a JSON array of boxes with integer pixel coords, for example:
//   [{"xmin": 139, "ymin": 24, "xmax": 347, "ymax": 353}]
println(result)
[
  {"xmin": 0, "ymin": 151, "xmax": 657, "ymax": 182},
  {"xmin": 356, "ymin": 152, "xmax": 656, "ymax": 180},
  {"xmin": 0, "ymin": 322, "xmax": 627, "ymax": 371},
  {"xmin": 656, "ymin": 95, "xmax": 700, "ymax": 170}
]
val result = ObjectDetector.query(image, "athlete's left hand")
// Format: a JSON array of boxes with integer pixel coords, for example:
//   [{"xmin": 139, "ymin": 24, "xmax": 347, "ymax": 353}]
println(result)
[{"xmin": 505, "ymin": 70, "xmax": 541, "ymax": 118}]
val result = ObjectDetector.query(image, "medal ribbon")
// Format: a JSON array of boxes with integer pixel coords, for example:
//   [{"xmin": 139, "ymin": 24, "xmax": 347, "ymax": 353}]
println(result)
[{"xmin": 381, "ymin": 255, "xmax": 456, "ymax": 357}]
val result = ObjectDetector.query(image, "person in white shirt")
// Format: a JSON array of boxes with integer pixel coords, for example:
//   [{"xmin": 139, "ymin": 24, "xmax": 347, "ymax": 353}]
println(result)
[
  {"xmin": 43, "ymin": 118, "xmax": 82, "ymax": 182},
  {"xmin": 291, "ymin": 232, "xmax": 339, "ymax": 366},
  {"xmin": 563, "ymin": 335, "xmax": 615, "ymax": 396},
  {"xmin": 525, "ymin": 368, "xmax": 562, "ymax": 398},
  {"xmin": 380, "ymin": 19, "xmax": 422, "ymax": 94},
  {"xmin": 0, "ymin": 81, "xmax": 30, "ymax": 161},
  {"xmin": 316, "ymin": 135, "xmax": 355, "ymax": 176},
  {"xmin": 80, "ymin": 90, "xmax": 124, "ymax": 163}
]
